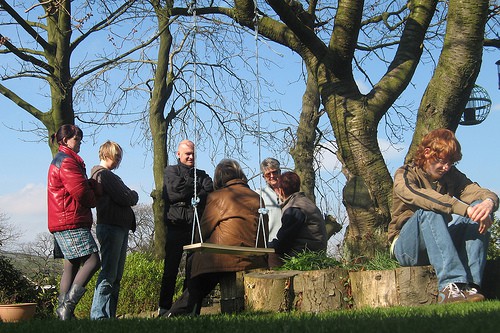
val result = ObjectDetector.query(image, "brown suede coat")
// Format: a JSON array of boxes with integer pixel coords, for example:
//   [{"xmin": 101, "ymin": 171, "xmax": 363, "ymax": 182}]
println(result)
[{"xmin": 190, "ymin": 179, "xmax": 269, "ymax": 278}]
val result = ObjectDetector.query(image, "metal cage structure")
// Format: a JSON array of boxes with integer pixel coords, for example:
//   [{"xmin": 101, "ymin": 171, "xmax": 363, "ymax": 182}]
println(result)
[{"xmin": 459, "ymin": 85, "xmax": 492, "ymax": 126}]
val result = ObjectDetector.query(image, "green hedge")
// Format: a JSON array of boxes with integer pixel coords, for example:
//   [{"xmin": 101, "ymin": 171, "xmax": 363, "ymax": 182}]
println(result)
[{"xmin": 75, "ymin": 252, "xmax": 183, "ymax": 318}]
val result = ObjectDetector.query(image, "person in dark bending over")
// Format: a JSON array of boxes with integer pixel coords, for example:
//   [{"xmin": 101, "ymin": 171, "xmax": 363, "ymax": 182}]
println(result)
[{"xmin": 269, "ymin": 171, "xmax": 327, "ymax": 267}]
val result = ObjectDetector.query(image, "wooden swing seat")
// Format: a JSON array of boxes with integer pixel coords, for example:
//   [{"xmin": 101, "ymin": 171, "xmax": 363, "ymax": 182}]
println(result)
[{"xmin": 183, "ymin": 242, "xmax": 274, "ymax": 256}]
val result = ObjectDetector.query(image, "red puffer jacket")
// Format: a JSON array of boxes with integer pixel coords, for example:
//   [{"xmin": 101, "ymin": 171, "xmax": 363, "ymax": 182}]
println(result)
[{"xmin": 47, "ymin": 145, "xmax": 97, "ymax": 233}]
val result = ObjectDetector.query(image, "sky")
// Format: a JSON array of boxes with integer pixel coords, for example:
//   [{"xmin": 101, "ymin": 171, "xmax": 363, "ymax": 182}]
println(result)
[{"xmin": 0, "ymin": 24, "xmax": 499, "ymax": 251}]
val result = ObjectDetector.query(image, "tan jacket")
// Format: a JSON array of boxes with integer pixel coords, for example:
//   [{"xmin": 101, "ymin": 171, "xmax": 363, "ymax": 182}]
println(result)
[
  {"xmin": 388, "ymin": 164, "xmax": 498, "ymax": 243},
  {"xmin": 190, "ymin": 179, "xmax": 269, "ymax": 278}
]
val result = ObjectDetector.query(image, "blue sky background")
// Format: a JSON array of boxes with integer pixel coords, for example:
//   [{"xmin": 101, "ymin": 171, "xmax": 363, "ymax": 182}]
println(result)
[{"xmin": 1, "ymin": 31, "xmax": 499, "ymax": 250}]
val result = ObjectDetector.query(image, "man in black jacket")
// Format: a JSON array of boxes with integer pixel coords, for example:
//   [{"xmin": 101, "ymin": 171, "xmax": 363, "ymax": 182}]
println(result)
[{"xmin": 158, "ymin": 140, "xmax": 213, "ymax": 316}]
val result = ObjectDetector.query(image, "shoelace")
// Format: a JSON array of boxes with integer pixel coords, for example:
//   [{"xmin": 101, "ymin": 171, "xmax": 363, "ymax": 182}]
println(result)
[{"xmin": 446, "ymin": 283, "xmax": 464, "ymax": 298}]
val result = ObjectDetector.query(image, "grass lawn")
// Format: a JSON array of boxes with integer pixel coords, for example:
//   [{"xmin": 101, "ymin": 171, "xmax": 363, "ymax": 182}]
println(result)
[{"xmin": 1, "ymin": 301, "xmax": 500, "ymax": 333}]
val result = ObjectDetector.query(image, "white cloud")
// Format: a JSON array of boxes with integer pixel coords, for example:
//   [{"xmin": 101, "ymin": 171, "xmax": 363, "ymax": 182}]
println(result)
[{"xmin": 0, "ymin": 183, "xmax": 47, "ymax": 245}]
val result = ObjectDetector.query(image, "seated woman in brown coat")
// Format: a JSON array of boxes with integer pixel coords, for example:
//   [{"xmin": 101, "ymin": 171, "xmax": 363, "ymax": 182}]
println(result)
[{"xmin": 165, "ymin": 159, "xmax": 269, "ymax": 316}]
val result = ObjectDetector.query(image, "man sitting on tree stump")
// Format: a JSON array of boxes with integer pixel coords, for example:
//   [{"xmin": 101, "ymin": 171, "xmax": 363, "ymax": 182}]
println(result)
[{"xmin": 388, "ymin": 128, "xmax": 498, "ymax": 303}]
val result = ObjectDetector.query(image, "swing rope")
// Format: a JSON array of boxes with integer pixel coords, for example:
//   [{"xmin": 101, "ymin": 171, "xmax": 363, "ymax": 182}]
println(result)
[
  {"xmin": 188, "ymin": 0, "xmax": 203, "ymax": 245},
  {"xmin": 253, "ymin": 3, "xmax": 269, "ymax": 249},
  {"xmin": 184, "ymin": 1, "xmax": 272, "ymax": 254}
]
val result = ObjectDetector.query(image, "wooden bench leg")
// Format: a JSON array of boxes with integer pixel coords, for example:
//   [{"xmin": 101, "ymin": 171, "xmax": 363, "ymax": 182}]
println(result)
[{"xmin": 219, "ymin": 271, "xmax": 245, "ymax": 314}]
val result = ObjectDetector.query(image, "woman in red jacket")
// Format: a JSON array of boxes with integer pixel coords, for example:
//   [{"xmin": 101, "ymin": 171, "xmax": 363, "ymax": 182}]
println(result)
[{"xmin": 47, "ymin": 124, "xmax": 101, "ymax": 320}]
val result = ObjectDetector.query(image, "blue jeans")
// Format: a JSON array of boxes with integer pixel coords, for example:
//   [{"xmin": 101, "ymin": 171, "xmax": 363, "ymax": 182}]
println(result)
[
  {"xmin": 90, "ymin": 224, "xmax": 129, "ymax": 319},
  {"xmin": 394, "ymin": 209, "xmax": 489, "ymax": 290}
]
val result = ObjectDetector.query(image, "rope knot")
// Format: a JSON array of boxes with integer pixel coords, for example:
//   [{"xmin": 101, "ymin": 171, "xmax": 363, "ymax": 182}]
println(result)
[{"xmin": 258, "ymin": 207, "xmax": 269, "ymax": 215}]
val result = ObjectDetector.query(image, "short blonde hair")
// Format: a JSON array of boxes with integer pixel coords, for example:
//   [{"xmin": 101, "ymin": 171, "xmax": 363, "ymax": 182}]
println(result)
[{"xmin": 98, "ymin": 140, "xmax": 123, "ymax": 167}]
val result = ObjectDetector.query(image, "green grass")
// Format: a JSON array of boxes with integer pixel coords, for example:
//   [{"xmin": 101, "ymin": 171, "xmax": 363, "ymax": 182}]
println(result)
[{"xmin": 2, "ymin": 301, "xmax": 500, "ymax": 333}]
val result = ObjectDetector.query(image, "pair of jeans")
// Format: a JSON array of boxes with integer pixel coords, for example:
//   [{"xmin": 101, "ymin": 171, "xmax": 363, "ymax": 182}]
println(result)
[
  {"xmin": 90, "ymin": 224, "xmax": 129, "ymax": 319},
  {"xmin": 394, "ymin": 209, "xmax": 490, "ymax": 290},
  {"xmin": 158, "ymin": 225, "xmax": 192, "ymax": 310}
]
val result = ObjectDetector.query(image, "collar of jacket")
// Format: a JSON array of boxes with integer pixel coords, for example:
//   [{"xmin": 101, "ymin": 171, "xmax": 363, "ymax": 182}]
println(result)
[
  {"xmin": 222, "ymin": 178, "xmax": 249, "ymax": 189},
  {"xmin": 59, "ymin": 145, "xmax": 85, "ymax": 167},
  {"xmin": 280, "ymin": 191, "xmax": 305, "ymax": 208}
]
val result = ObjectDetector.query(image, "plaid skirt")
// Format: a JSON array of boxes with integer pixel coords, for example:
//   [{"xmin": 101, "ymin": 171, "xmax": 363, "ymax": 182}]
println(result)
[{"xmin": 53, "ymin": 228, "xmax": 98, "ymax": 260}]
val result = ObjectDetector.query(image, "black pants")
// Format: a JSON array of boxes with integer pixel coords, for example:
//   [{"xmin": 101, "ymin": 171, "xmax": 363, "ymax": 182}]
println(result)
[
  {"xmin": 158, "ymin": 226, "xmax": 192, "ymax": 310},
  {"xmin": 168, "ymin": 272, "xmax": 229, "ymax": 316}
]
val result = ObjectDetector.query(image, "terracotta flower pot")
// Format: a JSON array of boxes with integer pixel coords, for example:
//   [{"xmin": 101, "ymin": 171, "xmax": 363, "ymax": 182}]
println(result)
[{"xmin": 0, "ymin": 303, "xmax": 37, "ymax": 322}]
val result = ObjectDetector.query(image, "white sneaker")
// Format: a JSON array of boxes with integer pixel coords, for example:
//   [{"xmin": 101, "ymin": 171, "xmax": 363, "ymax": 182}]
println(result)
[
  {"xmin": 438, "ymin": 283, "xmax": 467, "ymax": 304},
  {"xmin": 461, "ymin": 285, "xmax": 485, "ymax": 302}
]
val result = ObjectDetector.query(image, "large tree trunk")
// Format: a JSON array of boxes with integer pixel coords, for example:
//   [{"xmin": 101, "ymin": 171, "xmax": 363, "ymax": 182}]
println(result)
[
  {"xmin": 322, "ymin": 91, "xmax": 393, "ymax": 258},
  {"xmin": 44, "ymin": 1, "xmax": 75, "ymax": 156},
  {"xmin": 406, "ymin": 0, "xmax": 489, "ymax": 162},
  {"xmin": 149, "ymin": 4, "xmax": 175, "ymax": 259},
  {"xmin": 290, "ymin": 66, "xmax": 321, "ymax": 202},
  {"xmin": 317, "ymin": 0, "xmax": 437, "ymax": 258},
  {"xmin": 0, "ymin": 0, "xmax": 136, "ymax": 158},
  {"xmin": 232, "ymin": 0, "xmax": 438, "ymax": 259},
  {"xmin": 0, "ymin": 0, "xmax": 76, "ymax": 156}
]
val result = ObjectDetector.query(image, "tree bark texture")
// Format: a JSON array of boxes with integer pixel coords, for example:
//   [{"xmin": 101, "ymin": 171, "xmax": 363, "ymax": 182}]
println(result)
[
  {"xmin": 290, "ymin": 66, "xmax": 321, "ymax": 202},
  {"xmin": 405, "ymin": 0, "xmax": 489, "ymax": 163},
  {"xmin": 244, "ymin": 270, "xmax": 301, "ymax": 312},
  {"xmin": 349, "ymin": 266, "xmax": 437, "ymax": 308},
  {"xmin": 149, "ymin": 5, "xmax": 175, "ymax": 259},
  {"xmin": 242, "ymin": 0, "xmax": 438, "ymax": 256},
  {"xmin": 244, "ymin": 269, "xmax": 350, "ymax": 313},
  {"xmin": 292, "ymin": 268, "xmax": 350, "ymax": 312},
  {"xmin": 0, "ymin": 0, "xmax": 76, "ymax": 156}
]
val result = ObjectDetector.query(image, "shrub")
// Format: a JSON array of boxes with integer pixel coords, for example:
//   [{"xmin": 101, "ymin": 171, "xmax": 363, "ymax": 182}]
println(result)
[
  {"xmin": 75, "ymin": 251, "xmax": 183, "ymax": 318},
  {"xmin": 0, "ymin": 255, "xmax": 38, "ymax": 304},
  {"xmin": 487, "ymin": 216, "xmax": 500, "ymax": 260},
  {"xmin": 277, "ymin": 250, "xmax": 341, "ymax": 271}
]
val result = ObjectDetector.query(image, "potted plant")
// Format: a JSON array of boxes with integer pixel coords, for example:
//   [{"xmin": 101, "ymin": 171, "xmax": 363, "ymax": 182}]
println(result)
[
  {"xmin": 0, "ymin": 301, "xmax": 37, "ymax": 323},
  {"xmin": 0, "ymin": 255, "xmax": 38, "ymax": 322}
]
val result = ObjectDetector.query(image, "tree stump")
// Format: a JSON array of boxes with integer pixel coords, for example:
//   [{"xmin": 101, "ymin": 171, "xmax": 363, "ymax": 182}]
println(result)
[
  {"xmin": 244, "ymin": 270, "xmax": 301, "ymax": 312},
  {"xmin": 292, "ymin": 268, "xmax": 350, "ymax": 312},
  {"xmin": 349, "ymin": 266, "xmax": 437, "ymax": 308}
]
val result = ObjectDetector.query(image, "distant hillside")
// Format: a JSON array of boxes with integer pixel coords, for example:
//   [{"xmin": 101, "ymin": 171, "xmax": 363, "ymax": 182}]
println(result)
[{"xmin": 0, "ymin": 250, "xmax": 62, "ymax": 285}]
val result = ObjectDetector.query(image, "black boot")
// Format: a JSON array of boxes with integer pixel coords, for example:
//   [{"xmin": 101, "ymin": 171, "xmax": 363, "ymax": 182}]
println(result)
[{"xmin": 56, "ymin": 284, "xmax": 86, "ymax": 320}]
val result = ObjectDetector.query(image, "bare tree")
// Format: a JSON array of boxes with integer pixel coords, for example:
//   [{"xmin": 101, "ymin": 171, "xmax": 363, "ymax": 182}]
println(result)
[
  {"xmin": 406, "ymin": 0, "xmax": 496, "ymax": 159},
  {"xmin": 186, "ymin": 0, "xmax": 499, "ymax": 259},
  {"xmin": 128, "ymin": 203, "xmax": 156, "ymax": 254},
  {"xmin": 0, "ymin": 0, "xmax": 157, "ymax": 155},
  {"xmin": 18, "ymin": 232, "xmax": 62, "ymax": 287},
  {"xmin": 144, "ymin": 1, "xmax": 285, "ymax": 258},
  {"xmin": 0, "ymin": 210, "xmax": 21, "ymax": 249}
]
